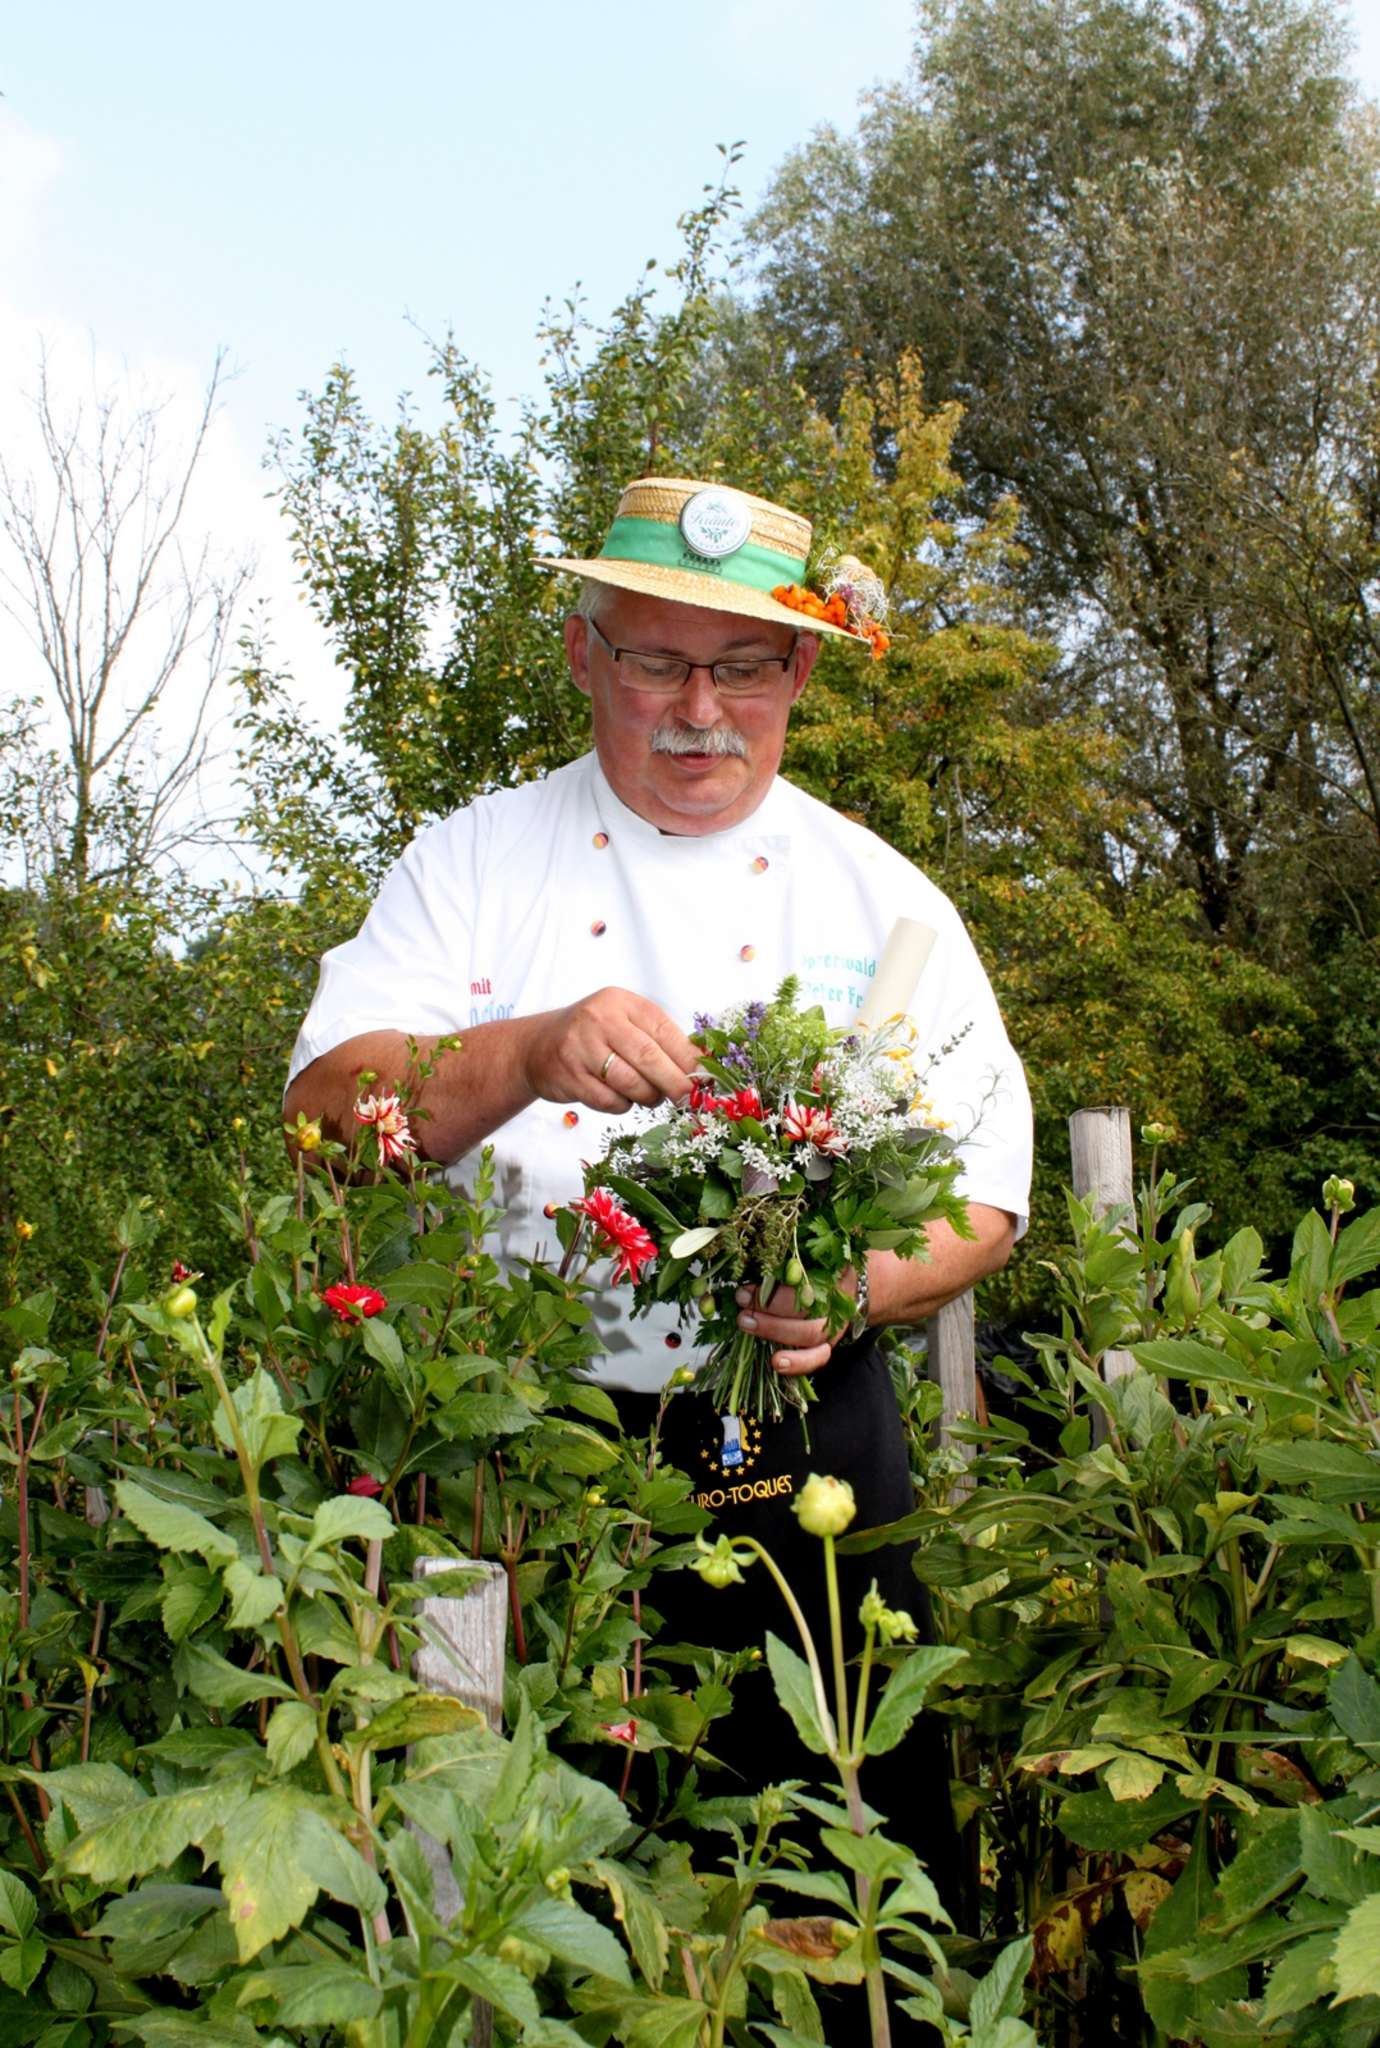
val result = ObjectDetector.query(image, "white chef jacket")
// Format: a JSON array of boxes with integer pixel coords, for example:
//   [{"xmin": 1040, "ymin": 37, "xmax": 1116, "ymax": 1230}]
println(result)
[{"xmin": 289, "ymin": 752, "xmax": 1033, "ymax": 1390}]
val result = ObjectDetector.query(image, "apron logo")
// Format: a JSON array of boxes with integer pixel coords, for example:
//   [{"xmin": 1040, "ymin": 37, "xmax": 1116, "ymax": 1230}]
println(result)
[
  {"xmin": 694, "ymin": 1474, "xmax": 795, "ymax": 1510},
  {"xmin": 698, "ymin": 1412, "xmax": 764, "ymax": 1479}
]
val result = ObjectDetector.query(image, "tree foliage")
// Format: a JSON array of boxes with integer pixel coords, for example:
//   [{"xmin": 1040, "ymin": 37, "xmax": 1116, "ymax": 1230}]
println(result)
[{"xmin": 748, "ymin": 0, "xmax": 1380, "ymax": 949}]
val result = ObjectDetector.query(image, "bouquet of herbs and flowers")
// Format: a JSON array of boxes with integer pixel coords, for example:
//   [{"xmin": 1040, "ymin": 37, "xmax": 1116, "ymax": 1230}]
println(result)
[{"xmin": 571, "ymin": 978, "xmax": 974, "ymax": 1423}]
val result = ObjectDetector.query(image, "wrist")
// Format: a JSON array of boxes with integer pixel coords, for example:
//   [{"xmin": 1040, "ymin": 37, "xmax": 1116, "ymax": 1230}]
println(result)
[{"xmin": 848, "ymin": 1258, "xmax": 871, "ymax": 1341}]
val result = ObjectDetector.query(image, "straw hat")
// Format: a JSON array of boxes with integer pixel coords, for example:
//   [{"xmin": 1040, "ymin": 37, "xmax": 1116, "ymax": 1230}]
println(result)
[{"xmin": 537, "ymin": 476, "xmax": 863, "ymax": 642}]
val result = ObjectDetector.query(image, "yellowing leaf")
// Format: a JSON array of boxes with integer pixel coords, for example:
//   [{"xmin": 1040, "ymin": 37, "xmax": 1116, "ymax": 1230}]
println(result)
[
  {"xmin": 1124, "ymin": 1870, "xmax": 1173, "ymax": 1928},
  {"xmin": 1283, "ymin": 1635, "xmax": 1347, "ymax": 1669},
  {"xmin": 1106, "ymin": 1754, "xmax": 1166, "ymax": 1802}
]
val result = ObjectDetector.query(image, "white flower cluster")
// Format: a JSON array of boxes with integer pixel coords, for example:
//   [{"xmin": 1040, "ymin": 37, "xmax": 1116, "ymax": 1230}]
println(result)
[{"xmin": 609, "ymin": 1013, "xmax": 946, "ymax": 1181}]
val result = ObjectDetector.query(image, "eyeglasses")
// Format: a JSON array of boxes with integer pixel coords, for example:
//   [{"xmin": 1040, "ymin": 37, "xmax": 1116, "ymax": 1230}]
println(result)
[{"xmin": 584, "ymin": 617, "xmax": 795, "ymax": 698}]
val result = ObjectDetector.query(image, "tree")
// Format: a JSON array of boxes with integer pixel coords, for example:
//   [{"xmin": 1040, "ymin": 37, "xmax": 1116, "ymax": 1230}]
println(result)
[
  {"xmin": 0, "ymin": 347, "xmax": 251, "ymax": 885},
  {"xmin": 746, "ymin": 0, "xmax": 1380, "ymax": 949}
]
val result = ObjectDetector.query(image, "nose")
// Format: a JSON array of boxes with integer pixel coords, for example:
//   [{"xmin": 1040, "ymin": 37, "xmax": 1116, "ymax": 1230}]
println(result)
[{"xmin": 678, "ymin": 665, "xmax": 724, "ymax": 726}]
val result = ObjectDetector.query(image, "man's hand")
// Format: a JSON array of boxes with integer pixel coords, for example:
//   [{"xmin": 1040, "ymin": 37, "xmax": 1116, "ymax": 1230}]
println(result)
[
  {"xmin": 734, "ymin": 1207, "xmax": 1020, "ymax": 1376},
  {"xmin": 733, "ymin": 1274, "xmax": 858, "ymax": 1377},
  {"xmin": 518, "ymin": 987, "xmax": 701, "ymax": 1114}
]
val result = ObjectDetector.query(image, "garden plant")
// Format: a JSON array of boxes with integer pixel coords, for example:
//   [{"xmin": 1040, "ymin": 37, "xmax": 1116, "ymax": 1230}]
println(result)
[{"xmin": 1, "ymin": 1092, "xmax": 1377, "ymax": 2043}]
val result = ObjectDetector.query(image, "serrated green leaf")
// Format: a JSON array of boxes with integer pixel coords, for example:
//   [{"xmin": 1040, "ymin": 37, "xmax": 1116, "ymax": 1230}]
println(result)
[
  {"xmin": 178, "ymin": 1641, "xmax": 295, "ymax": 1711},
  {"xmin": 0, "ymin": 1935, "xmax": 45, "ymax": 1994},
  {"xmin": 1329, "ymin": 1893, "xmax": 1380, "ymax": 2004},
  {"xmin": 864, "ymin": 1646, "xmax": 967, "ymax": 1755},
  {"xmin": 766, "ymin": 1632, "xmax": 830, "ymax": 1755},
  {"xmin": 1330, "ymin": 1655, "xmax": 1380, "ymax": 1753},
  {"xmin": 37, "ymin": 1763, "xmax": 146, "ymax": 1831},
  {"xmin": 765, "ymin": 1869, "xmax": 855, "ymax": 1913},
  {"xmin": 265, "ymin": 1701, "xmax": 317, "ymax": 1776},
  {"xmin": 234, "ymin": 1961, "xmax": 381, "ymax": 2025},
  {"xmin": 160, "ymin": 1564, "xmax": 224, "ymax": 1643},
  {"xmin": 223, "ymin": 1560, "xmax": 284, "ymax": 1630},
  {"xmin": 219, "ymin": 1787, "xmax": 363, "ymax": 1960},
  {"xmin": 1214, "ymin": 1813, "xmax": 1302, "ymax": 1927},
  {"xmin": 0, "ymin": 1873, "xmax": 37, "ymax": 1941},
  {"xmin": 970, "ymin": 1935, "xmax": 1033, "ymax": 2030},
  {"xmin": 64, "ymin": 1780, "xmax": 247, "ymax": 1885},
  {"xmin": 509, "ymin": 1890, "xmax": 631, "ymax": 1983},
  {"xmin": 818, "ymin": 1827, "xmax": 909, "ymax": 1884},
  {"xmin": 140, "ymin": 1729, "xmax": 259, "ymax": 1772},
  {"xmin": 211, "ymin": 1367, "xmax": 301, "ymax": 1473},
  {"xmin": 115, "ymin": 1481, "xmax": 236, "ymax": 1565},
  {"xmin": 307, "ymin": 1494, "xmax": 394, "ymax": 1551},
  {"xmin": 360, "ymin": 1315, "xmax": 405, "ymax": 1375},
  {"xmin": 592, "ymin": 1858, "xmax": 670, "ymax": 1992},
  {"xmin": 1259, "ymin": 1930, "xmax": 1338, "ymax": 2023}
]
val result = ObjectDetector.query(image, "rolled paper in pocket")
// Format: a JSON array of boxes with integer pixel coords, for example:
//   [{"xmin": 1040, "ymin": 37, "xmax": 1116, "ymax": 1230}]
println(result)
[{"xmin": 854, "ymin": 916, "xmax": 937, "ymax": 1032}]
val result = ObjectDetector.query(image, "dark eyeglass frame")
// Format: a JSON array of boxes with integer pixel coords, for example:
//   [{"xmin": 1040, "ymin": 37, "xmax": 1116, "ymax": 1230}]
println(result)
[{"xmin": 583, "ymin": 615, "xmax": 797, "ymax": 697}]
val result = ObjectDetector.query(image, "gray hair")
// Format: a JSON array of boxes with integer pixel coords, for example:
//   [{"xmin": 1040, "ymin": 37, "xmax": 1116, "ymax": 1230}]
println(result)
[{"xmin": 573, "ymin": 578, "xmax": 607, "ymax": 624}]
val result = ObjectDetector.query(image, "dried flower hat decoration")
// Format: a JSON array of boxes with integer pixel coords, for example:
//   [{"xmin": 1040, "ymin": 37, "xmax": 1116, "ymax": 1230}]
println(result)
[{"xmin": 771, "ymin": 550, "xmax": 892, "ymax": 661}]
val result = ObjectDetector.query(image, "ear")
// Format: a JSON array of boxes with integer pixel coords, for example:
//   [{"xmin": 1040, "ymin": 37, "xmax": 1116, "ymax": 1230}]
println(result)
[
  {"xmin": 565, "ymin": 613, "xmax": 592, "ymax": 698},
  {"xmin": 787, "ymin": 631, "xmax": 821, "ymax": 705}
]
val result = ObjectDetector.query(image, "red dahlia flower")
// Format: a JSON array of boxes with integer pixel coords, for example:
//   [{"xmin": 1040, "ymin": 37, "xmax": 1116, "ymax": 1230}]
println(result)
[
  {"xmin": 346, "ymin": 1472, "xmax": 384, "ymax": 1496},
  {"xmin": 573, "ymin": 1188, "xmax": 658, "ymax": 1284},
  {"xmin": 781, "ymin": 1100, "xmax": 849, "ymax": 1156},
  {"xmin": 353, "ymin": 1090, "xmax": 416, "ymax": 1166},
  {"xmin": 602, "ymin": 1719, "xmax": 638, "ymax": 1744},
  {"xmin": 323, "ymin": 1282, "xmax": 388, "ymax": 1322}
]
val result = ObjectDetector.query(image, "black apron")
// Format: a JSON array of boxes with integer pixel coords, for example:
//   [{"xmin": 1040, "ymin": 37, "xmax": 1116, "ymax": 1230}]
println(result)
[{"xmin": 613, "ymin": 1340, "xmax": 959, "ymax": 2043}]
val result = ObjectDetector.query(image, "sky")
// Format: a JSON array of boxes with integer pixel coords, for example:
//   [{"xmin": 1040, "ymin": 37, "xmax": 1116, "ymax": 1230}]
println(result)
[{"xmin": 3, "ymin": 0, "xmax": 1380, "ymax": 875}]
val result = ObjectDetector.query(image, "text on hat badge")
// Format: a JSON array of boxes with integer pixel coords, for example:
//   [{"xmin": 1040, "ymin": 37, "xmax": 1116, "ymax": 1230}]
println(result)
[{"xmin": 679, "ymin": 488, "xmax": 752, "ymax": 561}]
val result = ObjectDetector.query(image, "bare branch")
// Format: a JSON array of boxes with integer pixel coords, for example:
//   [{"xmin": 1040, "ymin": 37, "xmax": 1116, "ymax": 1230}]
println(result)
[{"xmin": 0, "ymin": 343, "xmax": 252, "ymax": 882}]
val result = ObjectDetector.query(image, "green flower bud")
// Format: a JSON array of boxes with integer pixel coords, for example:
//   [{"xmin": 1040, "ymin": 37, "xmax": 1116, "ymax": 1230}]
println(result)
[
  {"xmin": 692, "ymin": 1533, "xmax": 746, "ymax": 1588},
  {"xmin": 1322, "ymin": 1175, "xmax": 1356, "ymax": 1215},
  {"xmin": 793, "ymin": 1473, "xmax": 856, "ymax": 1539},
  {"xmin": 696, "ymin": 1293, "xmax": 715, "ymax": 1319},
  {"xmin": 497, "ymin": 1935, "xmax": 547, "ymax": 1976},
  {"xmin": 784, "ymin": 1256, "xmax": 805, "ymax": 1287},
  {"xmin": 860, "ymin": 1580, "xmax": 919, "ymax": 1644},
  {"xmin": 544, "ymin": 1866, "xmax": 572, "ymax": 1896},
  {"xmin": 165, "ymin": 1285, "xmax": 198, "ymax": 1319},
  {"xmin": 1140, "ymin": 1121, "xmax": 1175, "ymax": 1146}
]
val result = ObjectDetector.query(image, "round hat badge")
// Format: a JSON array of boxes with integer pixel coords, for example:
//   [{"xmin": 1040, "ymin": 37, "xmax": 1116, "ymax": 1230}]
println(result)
[{"xmin": 679, "ymin": 487, "xmax": 752, "ymax": 561}]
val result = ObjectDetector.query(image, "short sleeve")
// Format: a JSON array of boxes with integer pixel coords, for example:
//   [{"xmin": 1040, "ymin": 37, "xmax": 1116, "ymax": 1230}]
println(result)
[
  {"xmin": 909, "ymin": 910, "xmax": 1034, "ymax": 1232},
  {"xmin": 286, "ymin": 806, "xmax": 484, "ymax": 1088}
]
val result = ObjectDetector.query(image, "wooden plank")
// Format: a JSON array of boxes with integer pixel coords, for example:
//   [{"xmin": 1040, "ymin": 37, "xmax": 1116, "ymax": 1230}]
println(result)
[
  {"xmin": 1068, "ymin": 1106, "xmax": 1139, "ymax": 1388},
  {"xmin": 929, "ymin": 1288, "xmax": 978, "ymax": 1497},
  {"xmin": 410, "ymin": 1557, "xmax": 508, "ymax": 2045}
]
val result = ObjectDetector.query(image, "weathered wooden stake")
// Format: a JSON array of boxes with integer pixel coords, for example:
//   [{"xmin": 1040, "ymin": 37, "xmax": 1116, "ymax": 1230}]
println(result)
[
  {"xmin": 410, "ymin": 1556, "xmax": 508, "ymax": 2046},
  {"xmin": 928, "ymin": 1290, "xmax": 978, "ymax": 1496},
  {"xmin": 1068, "ymin": 1106, "xmax": 1139, "ymax": 1390}
]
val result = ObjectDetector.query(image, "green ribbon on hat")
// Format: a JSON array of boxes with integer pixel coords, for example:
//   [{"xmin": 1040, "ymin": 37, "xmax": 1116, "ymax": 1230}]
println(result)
[{"xmin": 599, "ymin": 515, "xmax": 805, "ymax": 591}]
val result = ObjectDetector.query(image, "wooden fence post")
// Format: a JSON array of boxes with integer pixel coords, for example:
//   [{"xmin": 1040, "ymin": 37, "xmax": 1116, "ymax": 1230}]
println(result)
[
  {"xmin": 928, "ymin": 1290, "xmax": 978, "ymax": 1496},
  {"xmin": 410, "ymin": 1556, "xmax": 508, "ymax": 2045},
  {"xmin": 1068, "ymin": 1106, "xmax": 1139, "ymax": 1392}
]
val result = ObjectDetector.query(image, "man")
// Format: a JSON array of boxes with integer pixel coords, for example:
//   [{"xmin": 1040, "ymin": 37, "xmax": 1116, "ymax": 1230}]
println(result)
[{"xmin": 286, "ymin": 476, "xmax": 1032, "ymax": 1931}]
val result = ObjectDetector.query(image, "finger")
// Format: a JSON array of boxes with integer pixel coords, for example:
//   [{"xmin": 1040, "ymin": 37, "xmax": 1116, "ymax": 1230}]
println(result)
[
  {"xmin": 736, "ymin": 1305, "xmax": 830, "ymax": 1347},
  {"xmin": 772, "ymin": 1342, "xmax": 834, "ymax": 1376},
  {"xmin": 587, "ymin": 1048, "xmax": 660, "ymax": 1109},
  {"xmin": 607, "ymin": 1026, "xmax": 697, "ymax": 1104}
]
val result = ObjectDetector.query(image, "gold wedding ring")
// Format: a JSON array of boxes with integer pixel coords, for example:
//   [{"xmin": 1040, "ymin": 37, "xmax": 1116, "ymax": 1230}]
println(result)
[{"xmin": 600, "ymin": 1051, "xmax": 616, "ymax": 1082}]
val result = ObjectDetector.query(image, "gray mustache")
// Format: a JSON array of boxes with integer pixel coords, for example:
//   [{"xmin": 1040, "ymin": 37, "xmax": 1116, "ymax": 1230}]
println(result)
[{"xmin": 650, "ymin": 724, "xmax": 749, "ymax": 759}]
